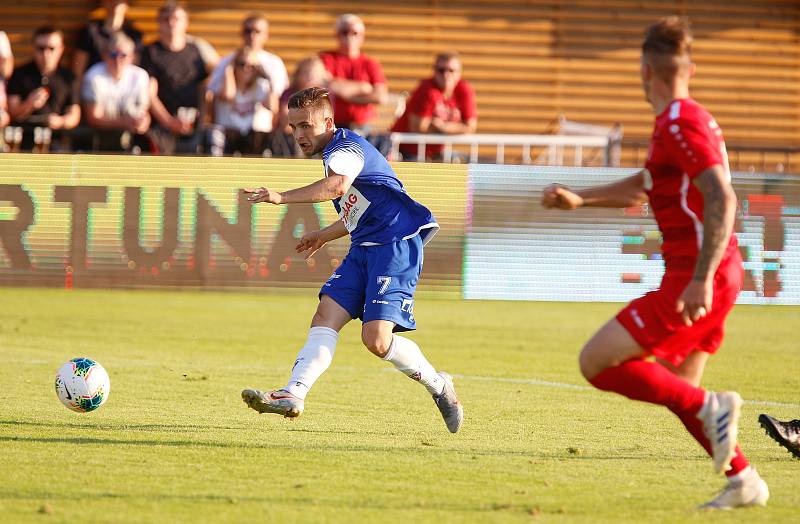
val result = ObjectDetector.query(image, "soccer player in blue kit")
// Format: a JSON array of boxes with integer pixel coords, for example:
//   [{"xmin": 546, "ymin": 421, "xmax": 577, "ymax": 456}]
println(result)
[{"xmin": 241, "ymin": 87, "xmax": 463, "ymax": 433}]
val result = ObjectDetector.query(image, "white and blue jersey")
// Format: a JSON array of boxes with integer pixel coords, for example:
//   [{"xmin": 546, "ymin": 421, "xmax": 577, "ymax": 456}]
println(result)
[
  {"xmin": 323, "ymin": 129, "xmax": 439, "ymax": 246},
  {"xmin": 320, "ymin": 129, "xmax": 438, "ymax": 331}
]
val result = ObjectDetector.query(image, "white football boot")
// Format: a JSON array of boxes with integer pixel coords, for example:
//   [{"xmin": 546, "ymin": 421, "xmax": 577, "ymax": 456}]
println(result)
[
  {"xmin": 700, "ymin": 468, "xmax": 769, "ymax": 510},
  {"xmin": 432, "ymin": 372, "xmax": 463, "ymax": 433},
  {"xmin": 697, "ymin": 391, "xmax": 743, "ymax": 474}
]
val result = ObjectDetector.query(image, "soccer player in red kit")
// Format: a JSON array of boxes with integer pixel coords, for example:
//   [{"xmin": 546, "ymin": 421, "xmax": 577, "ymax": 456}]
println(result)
[{"xmin": 541, "ymin": 17, "xmax": 769, "ymax": 510}]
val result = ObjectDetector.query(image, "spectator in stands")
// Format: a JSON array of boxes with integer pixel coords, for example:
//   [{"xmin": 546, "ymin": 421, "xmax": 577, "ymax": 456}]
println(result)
[
  {"xmin": 391, "ymin": 52, "xmax": 477, "ymax": 161},
  {"xmin": 72, "ymin": 0, "xmax": 143, "ymax": 82},
  {"xmin": 210, "ymin": 47, "xmax": 275, "ymax": 156},
  {"xmin": 142, "ymin": 1, "xmax": 218, "ymax": 155},
  {"xmin": 0, "ymin": 30, "xmax": 13, "ymax": 80},
  {"xmin": 274, "ymin": 56, "xmax": 331, "ymax": 157},
  {"xmin": 6, "ymin": 26, "xmax": 81, "ymax": 152},
  {"xmin": 207, "ymin": 13, "xmax": 288, "ymax": 133},
  {"xmin": 82, "ymin": 32, "xmax": 151, "ymax": 152},
  {"xmin": 319, "ymin": 14, "xmax": 387, "ymax": 133},
  {"xmin": 0, "ymin": 31, "xmax": 11, "ymax": 131},
  {"xmin": 0, "ymin": 78, "xmax": 8, "ymax": 131}
]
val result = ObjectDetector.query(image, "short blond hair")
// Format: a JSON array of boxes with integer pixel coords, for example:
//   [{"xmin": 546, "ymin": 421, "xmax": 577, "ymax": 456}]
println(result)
[{"xmin": 288, "ymin": 87, "xmax": 334, "ymax": 119}]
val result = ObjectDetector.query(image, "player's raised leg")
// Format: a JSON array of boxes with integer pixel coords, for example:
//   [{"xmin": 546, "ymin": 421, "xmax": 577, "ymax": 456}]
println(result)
[
  {"xmin": 362, "ymin": 320, "xmax": 463, "ymax": 433},
  {"xmin": 658, "ymin": 351, "xmax": 767, "ymax": 508},
  {"xmin": 580, "ymin": 318, "xmax": 741, "ymax": 476},
  {"xmin": 242, "ymin": 295, "xmax": 351, "ymax": 418}
]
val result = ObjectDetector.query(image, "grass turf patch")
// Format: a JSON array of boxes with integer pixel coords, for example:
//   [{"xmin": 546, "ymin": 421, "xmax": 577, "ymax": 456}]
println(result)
[{"xmin": 0, "ymin": 288, "xmax": 798, "ymax": 523}]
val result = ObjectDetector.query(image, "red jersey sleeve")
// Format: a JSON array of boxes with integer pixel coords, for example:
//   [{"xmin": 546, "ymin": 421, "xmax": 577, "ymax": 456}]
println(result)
[
  {"xmin": 406, "ymin": 81, "xmax": 437, "ymax": 117},
  {"xmin": 661, "ymin": 115, "xmax": 724, "ymax": 179}
]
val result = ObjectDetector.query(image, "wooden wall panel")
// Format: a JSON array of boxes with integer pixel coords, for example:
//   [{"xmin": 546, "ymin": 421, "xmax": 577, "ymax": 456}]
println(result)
[{"xmin": 2, "ymin": 0, "xmax": 798, "ymax": 151}]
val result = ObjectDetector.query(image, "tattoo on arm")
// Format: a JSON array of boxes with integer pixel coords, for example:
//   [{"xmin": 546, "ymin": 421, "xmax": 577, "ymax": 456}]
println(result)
[{"xmin": 693, "ymin": 167, "xmax": 736, "ymax": 282}]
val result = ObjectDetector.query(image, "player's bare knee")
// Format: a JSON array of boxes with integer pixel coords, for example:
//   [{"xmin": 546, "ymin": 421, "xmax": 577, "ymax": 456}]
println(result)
[
  {"xmin": 578, "ymin": 346, "xmax": 602, "ymax": 381},
  {"xmin": 361, "ymin": 328, "xmax": 391, "ymax": 357}
]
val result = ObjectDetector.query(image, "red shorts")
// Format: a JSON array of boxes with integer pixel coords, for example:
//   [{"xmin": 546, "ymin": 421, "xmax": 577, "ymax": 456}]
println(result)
[{"xmin": 616, "ymin": 252, "xmax": 743, "ymax": 367}]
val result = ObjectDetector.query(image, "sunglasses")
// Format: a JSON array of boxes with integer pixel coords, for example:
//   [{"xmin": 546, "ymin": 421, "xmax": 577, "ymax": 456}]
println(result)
[
  {"xmin": 436, "ymin": 67, "xmax": 457, "ymax": 74},
  {"xmin": 35, "ymin": 45, "xmax": 58, "ymax": 53},
  {"xmin": 108, "ymin": 50, "xmax": 129, "ymax": 59}
]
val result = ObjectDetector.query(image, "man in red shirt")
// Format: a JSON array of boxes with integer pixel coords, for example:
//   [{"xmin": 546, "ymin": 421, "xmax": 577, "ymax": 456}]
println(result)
[
  {"xmin": 319, "ymin": 14, "xmax": 387, "ymax": 131},
  {"xmin": 391, "ymin": 52, "xmax": 477, "ymax": 161},
  {"xmin": 541, "ymin": 17, "xmax": 769, "ymax": 510}
]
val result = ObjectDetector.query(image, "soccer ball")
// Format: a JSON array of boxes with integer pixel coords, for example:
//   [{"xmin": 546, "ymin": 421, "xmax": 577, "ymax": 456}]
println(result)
[{"xmin": 55, "ymin": 358, "xmax": 111, "ymax": 413}]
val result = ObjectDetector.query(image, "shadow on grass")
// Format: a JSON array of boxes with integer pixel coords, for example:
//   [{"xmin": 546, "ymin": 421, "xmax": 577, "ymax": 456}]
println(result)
[
  {"xmin": 285, "ymin": 427, "xmax": 381, "ymax": 436},
  {"xmin": 0, "ymin": 490, "xmax": 539, "ymax": 516},
  {"xmin": 0, "ymin": 434, "xmax": 537, "ymax": 458},
  {"xmin": 1, "ymin": 419, "xmax": 453, "ymax": 439},
  {"xmin": 0, "ymin": 490, "xmax": 299, "ymax": 505},
  {"xmin": 0, "ymin": 434, "xmax": 447, "ymax": 452},
  {"xmin": 1, "ymin": 435, "xmax": 241, "ymax": 448},
  {"xmin": 0, "ymin": 419, "xmax": 245, "ymax": 432}
]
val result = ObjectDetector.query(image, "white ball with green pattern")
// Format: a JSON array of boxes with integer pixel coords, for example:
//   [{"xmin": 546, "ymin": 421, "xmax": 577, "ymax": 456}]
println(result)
[{"xmin": 55, "ymin": 358, "xmax": 111, "ymax": 413}]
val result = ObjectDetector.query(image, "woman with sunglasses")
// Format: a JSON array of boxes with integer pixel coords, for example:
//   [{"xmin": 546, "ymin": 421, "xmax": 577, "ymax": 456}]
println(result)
[
  {"xmin": 210, "ymin": 47, "xmax": 277, "ymax": 156},
  {"xmin": 205, "ymin": 13, "xmax": 288, "ymax": 119}
]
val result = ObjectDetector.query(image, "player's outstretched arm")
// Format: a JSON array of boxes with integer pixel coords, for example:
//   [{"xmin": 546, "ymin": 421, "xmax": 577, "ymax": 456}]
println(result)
[
  {"xmin": 541, "ymin": 172, "xmax": 649, "ymax": 210},
  {"xmin": 245, "ymin": 174, "xmax": 352, "ymax": 205},
  {"xmin": 295, "ymin": 220, "xmax": 349, "ymax": 259}
]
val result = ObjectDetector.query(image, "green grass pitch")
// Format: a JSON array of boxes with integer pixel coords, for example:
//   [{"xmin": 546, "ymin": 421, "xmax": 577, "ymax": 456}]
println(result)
[{"xmin": 1, "ymin": 288, "xmax": 798, "ymax": 523}]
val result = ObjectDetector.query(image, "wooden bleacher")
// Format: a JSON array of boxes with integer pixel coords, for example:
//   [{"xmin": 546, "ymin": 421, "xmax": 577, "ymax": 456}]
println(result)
[{"xmin": 1, "ymin": 0, "xmax": 798, "ymax": 170}]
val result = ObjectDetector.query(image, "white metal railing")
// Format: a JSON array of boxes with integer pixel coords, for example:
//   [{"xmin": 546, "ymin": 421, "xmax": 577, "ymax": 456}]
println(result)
[{"xmin": 388, "ymin": 132, "xmax": 617, "ymax": 165}]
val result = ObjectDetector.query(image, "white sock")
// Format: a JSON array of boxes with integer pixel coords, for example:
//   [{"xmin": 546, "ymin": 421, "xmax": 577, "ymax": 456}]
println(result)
[
  {"xmin": 383, "ymin": 335, "xmax": 444, "ymax": 396},
  {"xmin": 284, "ymin": 326, "xmax": 338, "ymax": 400}
]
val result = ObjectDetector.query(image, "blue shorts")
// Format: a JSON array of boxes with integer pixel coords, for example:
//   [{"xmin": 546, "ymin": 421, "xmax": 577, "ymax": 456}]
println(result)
[{"xmin": 320, "ymin": 234, "xmax": 423, "ymax": 332}]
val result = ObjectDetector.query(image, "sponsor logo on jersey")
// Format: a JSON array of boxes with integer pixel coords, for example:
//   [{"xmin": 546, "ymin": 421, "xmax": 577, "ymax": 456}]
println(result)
[{"xmin": 339, "ymin": 186, "xmax": 371, "ymax": 232}]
